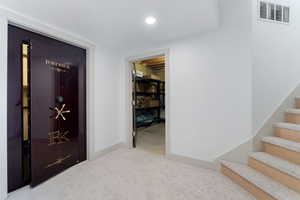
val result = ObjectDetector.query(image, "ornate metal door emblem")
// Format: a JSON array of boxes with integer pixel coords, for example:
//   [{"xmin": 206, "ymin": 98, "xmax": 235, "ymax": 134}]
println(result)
[
  {"xmin": 45, "ymin": 155, "xmax": 72, "ymax": 168},
  {"xmin": 48, "ymin": 130, "xmax": 70, "ymax": 146},
  {"xmin": 49, "ymin": 104, "xmax": 70, "ymax": 120}
]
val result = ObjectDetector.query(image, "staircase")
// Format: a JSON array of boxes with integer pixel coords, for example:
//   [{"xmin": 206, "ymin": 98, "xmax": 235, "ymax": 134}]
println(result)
[{"xmin": 221, "ymin": 97, "xmax": 300, "ymax": 200}]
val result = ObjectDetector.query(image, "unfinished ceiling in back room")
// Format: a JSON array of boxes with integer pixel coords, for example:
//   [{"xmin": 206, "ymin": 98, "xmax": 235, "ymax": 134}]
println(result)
[{"xmin": 0, "ymin": 0, "xmax": 219, "ymax": 51}]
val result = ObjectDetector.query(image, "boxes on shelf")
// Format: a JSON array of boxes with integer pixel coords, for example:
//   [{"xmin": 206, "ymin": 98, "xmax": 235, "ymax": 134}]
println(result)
[
  {"xmin": 136, "ymin": 96, "xmax": 145, "ymax": 108},
  {"xmin": 135, "ymin": 70, "xmax": 144, "ymax": 78},
  {"xmin": 136, "ymin": 96, "xmax": 151, "ymax": 108},
  {"xmin": 146, "ymin": 84, "xmax": 157, "ymax": 93},
  {"xmin": 135, "ymin": 82, "xmax": 158, "ymax": 93},
  {"xmin": 144, "ymin": 74, "xmax": 161, "ymax": 81},
  {"xmin": 135, "ymin": 82, "xmax": 146, "ymax": 92},
  {"xmin": 148, "ymin": 100, "xmax": 160, "ymax": 107},
  {"xmin": 136, "ymin": 97, "xmax": 159, "ymax": 108}
]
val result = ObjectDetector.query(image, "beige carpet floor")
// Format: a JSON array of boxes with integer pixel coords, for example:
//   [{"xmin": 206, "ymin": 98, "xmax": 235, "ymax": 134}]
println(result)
[
  {"xmin": 137, "ymin": 123, "xmax": 165, "ymax": 155},
  {"xmin": 7, "ymin": 148, "xmax": 255, "ymax": 200}
]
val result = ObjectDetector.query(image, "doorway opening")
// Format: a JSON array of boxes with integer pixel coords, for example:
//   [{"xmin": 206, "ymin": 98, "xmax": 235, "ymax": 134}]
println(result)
[{"xmin": 132, "ymin": 56, "xmax": 166, "ymax": 155}]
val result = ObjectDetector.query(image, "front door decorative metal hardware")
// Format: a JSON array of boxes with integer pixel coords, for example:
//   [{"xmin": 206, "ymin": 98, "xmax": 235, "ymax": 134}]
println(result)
[
  {"xmin": 48, "ymin": 130, "xmax": 70, "ymax": 146},
  {"xmin": 45, "ymin": 155, "xmax": 72, "ymax": 168},
  {"xmin": 49, "ymin": 104, "xmax": 70, "ymax": 120}
]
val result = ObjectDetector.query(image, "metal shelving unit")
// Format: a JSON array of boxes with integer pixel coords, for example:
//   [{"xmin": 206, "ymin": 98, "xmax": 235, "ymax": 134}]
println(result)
[{"xmin": 134, "ymin": 78, "xmax": 165, "ymax": 128}]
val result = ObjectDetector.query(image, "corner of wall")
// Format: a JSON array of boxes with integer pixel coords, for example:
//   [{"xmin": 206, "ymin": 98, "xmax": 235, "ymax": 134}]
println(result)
[
  {"xmin": 166, "ymin": 153, "xmax": 218, "ymax": 171},
  {"xmin": 253, "ymin": 82, "xmax": 300, "ymax": 152},
  {"xmin": 215, "ymin": 83, "xmax": 300, "ymax": 164},
  {"xmin": 90, "ymin": 143, "xmax": 127, "ymax": 161},
  {"xmin": 215, "ymin": 138, "xmax": 253, "ymax": 164}
]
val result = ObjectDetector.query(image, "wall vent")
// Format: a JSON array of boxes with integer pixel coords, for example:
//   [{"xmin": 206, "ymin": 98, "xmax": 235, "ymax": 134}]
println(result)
[{"xmin": 259, "ymin": 1, "xmax": 290, "ymax": 24}]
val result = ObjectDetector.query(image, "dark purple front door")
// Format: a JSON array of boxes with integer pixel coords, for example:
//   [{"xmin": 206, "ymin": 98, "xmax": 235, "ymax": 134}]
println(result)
[{"xmin": 7, "ymin": 25, "xmax": 86, "ymax": 191}]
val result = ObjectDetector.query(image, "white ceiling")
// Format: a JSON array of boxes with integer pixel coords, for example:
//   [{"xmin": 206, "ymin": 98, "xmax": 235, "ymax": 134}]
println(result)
[{"xmin": 0, "ymin": 0, "xmax": 219, "ymax": 51}]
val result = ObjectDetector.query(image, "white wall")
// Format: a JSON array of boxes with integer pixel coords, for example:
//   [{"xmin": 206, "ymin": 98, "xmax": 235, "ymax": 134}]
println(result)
[
  {"xmin": 120, "ymin": 0, "xmax": 252, "ymax": 162},
  {"xmin": 252, "ymin": 0, "xmax": 300, "ymax": 133},
  {"xmin": 166, "ymin": 31, "xmax": 252, "ymax": 162},
  {"xmin": 93, "ymin": 47, "xmax": 122, "ymax": 153}
]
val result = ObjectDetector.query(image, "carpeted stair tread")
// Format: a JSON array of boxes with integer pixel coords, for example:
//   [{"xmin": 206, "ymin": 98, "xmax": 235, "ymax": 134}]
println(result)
[
  {"xmin": 250, "ymin": 152, "xmax": 300, "ymax": 180},
  {"xmin": 274, "ymin": 122, "xmax": 300, "ymax": 132},
  {"xmin": 286, "ymin": 109, "xmax": 300, "ymax": 115},
  {"xmin": 221, "ymin": 160, "xmax": 300, "ymax": 200},
  {"xmin": 262, "ymin": 137, "xmax": 300, "ymax": 153}
]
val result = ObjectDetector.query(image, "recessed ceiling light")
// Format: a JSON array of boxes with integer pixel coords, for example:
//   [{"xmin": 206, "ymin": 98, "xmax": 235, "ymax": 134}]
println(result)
[{"xmin": 145, "ymin": 16, "xmax": 157, "ymax": 25}]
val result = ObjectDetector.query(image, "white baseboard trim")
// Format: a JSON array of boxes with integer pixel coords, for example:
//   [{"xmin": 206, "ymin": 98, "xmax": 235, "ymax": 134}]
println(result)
[
  {"xmin": 166, "ymin": 153, "xmax": 218, "ymax": 171},
  {"xmin": 90, "ymin": 143, "xmax": 127, "ymax": 160}
]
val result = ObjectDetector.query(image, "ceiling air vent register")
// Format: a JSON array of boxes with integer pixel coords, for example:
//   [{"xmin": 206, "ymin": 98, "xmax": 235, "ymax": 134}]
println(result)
[{"xmin": 259, "ymin": 1, "xmax": 290, "ymax": 24}]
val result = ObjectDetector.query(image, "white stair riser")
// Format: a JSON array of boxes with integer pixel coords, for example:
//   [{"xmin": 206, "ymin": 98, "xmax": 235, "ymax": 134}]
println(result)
[
  {"xmin": 221, "ymin": 165, "xmax": 276, "ymax": 200},
  {"xmin": 249, "ymin": 158, "xmax": 300, "ymax": 193},
  {"xmin": 264, "ymin": 143, "xmax": 300, "ymax": 166},
  {"xmin": 275, "ymin": 127, "xmax": 300, "ymax": 143}
]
